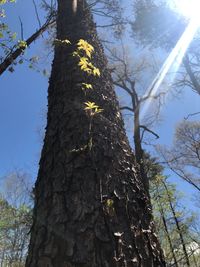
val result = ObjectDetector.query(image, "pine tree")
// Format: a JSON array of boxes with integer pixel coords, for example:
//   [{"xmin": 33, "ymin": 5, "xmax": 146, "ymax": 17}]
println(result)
[{"xmin": 25, "ymin": 1, "xmax": 165, "ymax": 266}]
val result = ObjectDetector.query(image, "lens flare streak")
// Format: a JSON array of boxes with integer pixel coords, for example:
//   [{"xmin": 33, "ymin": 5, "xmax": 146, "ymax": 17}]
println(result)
[{"xmin": 141, "ymin": 19, "xmax": 199, "ymax": 120}]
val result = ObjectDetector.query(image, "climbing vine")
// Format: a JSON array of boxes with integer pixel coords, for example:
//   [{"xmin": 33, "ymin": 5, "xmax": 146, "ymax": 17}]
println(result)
[{"xmin": 55, "ymin": 38, "xmax": 103, "ymax": 151}]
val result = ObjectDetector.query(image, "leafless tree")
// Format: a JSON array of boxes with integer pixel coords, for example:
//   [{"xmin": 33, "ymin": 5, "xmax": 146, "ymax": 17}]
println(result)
[{"xmin": 157, "ymin": 120, "xmax": 200, "ymax": 192}]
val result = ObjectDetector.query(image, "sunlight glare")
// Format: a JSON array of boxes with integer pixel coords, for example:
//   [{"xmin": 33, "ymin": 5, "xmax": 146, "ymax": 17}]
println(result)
[
  {"xmin": 174, "ymin": 0, "xmax": 200, "ymax": 24},
  {"xmin": 141, "ymin": 18, "xmax": 199, "ymax": 121}
]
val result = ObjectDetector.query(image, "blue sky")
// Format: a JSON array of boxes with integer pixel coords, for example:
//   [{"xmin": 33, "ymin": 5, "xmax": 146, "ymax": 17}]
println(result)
[
  {"xmin": 0, "ymin": 0, "xmax": 48, "ymax": 181},
  {"xmin": 0, "ymin": 0, "xmax": 199, "ymax": 215}
]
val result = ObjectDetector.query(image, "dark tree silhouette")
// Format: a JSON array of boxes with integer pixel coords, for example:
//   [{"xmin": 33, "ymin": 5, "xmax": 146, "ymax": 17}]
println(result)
[{"xmin": 25, "ymin": 1, "xmax": 165, "ymax": 266}]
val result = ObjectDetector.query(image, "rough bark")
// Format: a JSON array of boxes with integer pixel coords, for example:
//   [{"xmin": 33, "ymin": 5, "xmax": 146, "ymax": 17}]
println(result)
[
  {"xmin": 26, "ymin": 0, "xmax": 165, "ymax": 266},
  {"xmin": 133, "ymin": 103, "xmax": 149, "ymax": 193}
]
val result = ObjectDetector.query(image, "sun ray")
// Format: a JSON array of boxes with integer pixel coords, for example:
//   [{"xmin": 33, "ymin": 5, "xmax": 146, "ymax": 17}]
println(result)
[{"xmin": 140, "ymin": 18, "xmax": 199, "ymax": 121}]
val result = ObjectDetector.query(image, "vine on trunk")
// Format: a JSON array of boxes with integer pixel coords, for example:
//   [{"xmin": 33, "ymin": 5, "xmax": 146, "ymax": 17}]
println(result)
[{"xmin": 55, "ymin": 38, "xmax": 103, "ymax": 151}]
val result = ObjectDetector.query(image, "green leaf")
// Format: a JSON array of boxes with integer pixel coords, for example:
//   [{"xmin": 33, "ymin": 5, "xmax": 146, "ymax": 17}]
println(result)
[
  {"xmin": 0, "ymin": 0, "xmax": 7, "ymax": 5},
  {"xmin": 17, "ymin": 40, "xmax": 27, "ymax": 49}
]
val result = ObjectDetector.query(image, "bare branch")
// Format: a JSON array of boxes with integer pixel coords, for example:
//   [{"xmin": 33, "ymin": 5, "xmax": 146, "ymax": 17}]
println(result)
[
  {"xmin": 120, "ymin": 106, "xmax": 134, "ymax": 112},
  {"xmin": 140, "ymin": 125, "xmax": 159, "ymax": 139},
  {"xmin": 184, "ymin": 112, "xmax": 200, "ymax": 120},
  {"xmin": 32, "ymin": 0, "xmax": 42, "ymax": 29},
  {"xmin": 18, "ymin": 16, "xmax": 24, "ymax": 40}
]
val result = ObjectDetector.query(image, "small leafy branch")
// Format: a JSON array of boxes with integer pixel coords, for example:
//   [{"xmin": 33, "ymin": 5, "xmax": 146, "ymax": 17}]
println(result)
[
  {"xmin": 73, "ymin": 39, "xmax": 100, "ymax": 77},
  {"xmin": 0, "ymin": 0, "xmax": 29, "ymax": 73},
  {"xmin": 55, "ymin": 38, "xmax": 103, "ymax": 151},
  {"xmin": 73, "ymin": 39, "xmax": 103, "ymax": 149},
  {"xmin": 84, "ymin": 101, "xmax": 103, "ymax": 116},
  {"xmin": 73, "ymin": 39, "xmax": 103, "ymax": 150},
  {"xmin": 82, "ymin": 83, "xmax": 93, "ymax": 91},
  {"xmin": 72, "ymin": 39, "xmax": 103, "ymax": 117},
  {"xmin": 0, "ymin": 0, "xmax": 16, "ymax": 41},
  {"xmin": 17, "ymin": 40, "xmax": 27, "ymax": 49}
]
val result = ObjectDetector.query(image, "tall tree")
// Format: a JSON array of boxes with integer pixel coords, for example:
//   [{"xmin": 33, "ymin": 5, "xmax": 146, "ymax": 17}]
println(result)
[
  {"xmin": 0, "ymin": 172, "xmax": 32, "ymax": 267},
  {"xmin": 150, "ymin": 174, "xmax": 199, "ymax": 266},
  {"xmin": 25, "ymin": 0, "xmax": 165, "ymax": 266}
]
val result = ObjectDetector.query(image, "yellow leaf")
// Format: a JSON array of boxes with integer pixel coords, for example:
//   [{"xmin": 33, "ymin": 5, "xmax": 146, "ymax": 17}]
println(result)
[
  {"xmin": 93, "ymin": 67, "xmax": 100, "ymax": 76},
  {"xmin": 78, "ymin": 57, "xmax": 88, "ymax": 66},
  {"xmin": 106, "ymin": 199, "xmax": 114, "ymax": 207},
  {"xmin": 84, "ymin": 101, "xmax": 99, "ymax": 110},
  {"xmin": 72, "ymin": 51, "xmax": 79, "ymax": 57},
  {"xmin": 84, "ymin": 102, "xmax": 103, "ymax": 115},
  {"xmin": 77, "ymin": 39, "xmax": 94, "ymax": 58},
  {"xmin": 82, "ymin": 83, "xmax": 93, "ymax": 90},
  {"xmin": 95, "ymin": 107, "xmax": 103, "ymax": 113},
  {"xmin": 17, "ymin": 40, "xmax": 27, "ymax": 49}
]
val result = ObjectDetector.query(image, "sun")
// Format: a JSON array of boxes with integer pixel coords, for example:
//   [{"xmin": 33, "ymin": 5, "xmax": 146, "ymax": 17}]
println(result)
[
  {"xmin": 142, "ymin": 0, "xmax": 200, "ymax": 119},
  {"xmin": 173, "ymin": 0, "xmax": 200, "ymax": 23}
]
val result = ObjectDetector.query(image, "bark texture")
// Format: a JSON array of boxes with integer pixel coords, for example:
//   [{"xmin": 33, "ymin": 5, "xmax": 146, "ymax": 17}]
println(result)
[{"xmin": 26, "ymin": 0, "xmax": 165, "ymax": 266}]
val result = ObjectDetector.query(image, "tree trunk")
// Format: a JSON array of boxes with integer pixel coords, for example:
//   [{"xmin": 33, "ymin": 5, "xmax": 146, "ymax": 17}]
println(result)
[
  {"xmin": 133, "ymin": 103, "xmax": 149, "ymax": 193},
  {"xmin": 183, "ymin": 54, "xmax": 200, "ymax": 95},
  {"xmin": 25, "ymin": 1, "xmax": 165, "ymax": 266}
]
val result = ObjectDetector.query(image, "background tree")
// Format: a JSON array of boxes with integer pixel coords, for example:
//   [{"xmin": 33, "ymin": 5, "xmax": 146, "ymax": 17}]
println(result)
[
  {"xmin": 131, "ymin": 0, "xmax": 200, "ymax": 97},
  {"xmin": 158, "ymin": 120, "xmax": 200, "ymax": 192},
  {"xmin": 102, "ymin": 4, "xmax": 200, "ymax": 263},
  {"xmin": 150, "ymin": 173, "xmax": 200, "ymax": 267},
  {"xmin": 0, "ymin": 172, "xmax": 32, "ymax": 267}
]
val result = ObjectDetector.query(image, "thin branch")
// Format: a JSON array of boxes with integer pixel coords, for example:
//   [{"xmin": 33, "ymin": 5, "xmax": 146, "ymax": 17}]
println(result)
[
  {"xmin": 113, "ymin": 81, "xmax": 133, "ymax": 97},
  {"xmin": 0, "ymin": 19, "xmax": 55, "ymax": 76},
  {"xmin": 32, "ymin": 0, "xmax": 42, "ymax": 29},
  {"xmin": 120, "ymin": 106, "xmax": 134, "ymax": 112},
  {"xmin": 184, "ymin": 112, "xmax": 200, "ymax": 120},
  {"xmin": 159, "ymin": 151, "xmax": 200, "ymax": 192},
  {"xmin": 140, "ymin": 125, "xmax": 159, "ymax": 139},
  {"xmin": 18, "ymin": 16, "xmax": 24, "ymax": 40},
  {"xmin": 183, "ymin": 54, "xmax": 200, "ymax": 95}
]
